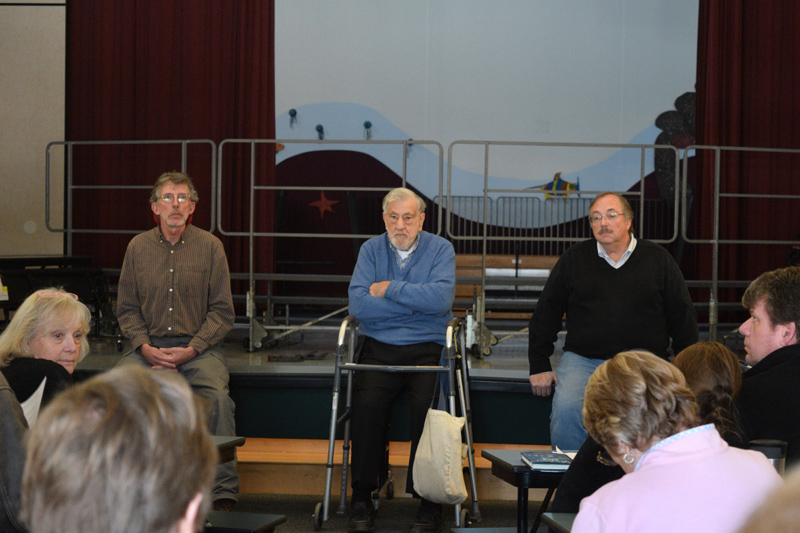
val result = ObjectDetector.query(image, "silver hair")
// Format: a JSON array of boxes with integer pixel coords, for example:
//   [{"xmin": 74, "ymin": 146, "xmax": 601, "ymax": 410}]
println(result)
[{"xmin": 382, "ymin": 187, "xmax": 426, "ymax": 213}]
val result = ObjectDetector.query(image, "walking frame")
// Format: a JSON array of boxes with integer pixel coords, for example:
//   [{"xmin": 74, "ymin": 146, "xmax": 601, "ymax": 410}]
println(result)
[{"xmin": 313, "ymin": 316, "xmax": 481, "ymax": 530}]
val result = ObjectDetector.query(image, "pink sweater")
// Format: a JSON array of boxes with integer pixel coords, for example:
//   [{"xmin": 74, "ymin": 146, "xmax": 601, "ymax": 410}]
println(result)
[{"xmin": 572, "ymin": 425, "xmax": 781, "ymax": 533}]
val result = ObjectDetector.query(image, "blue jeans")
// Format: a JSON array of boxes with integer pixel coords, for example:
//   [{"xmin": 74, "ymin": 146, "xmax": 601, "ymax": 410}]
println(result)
[{"xmin": 550, "ymin": 351, "xmax": 604, "ymax": 452}]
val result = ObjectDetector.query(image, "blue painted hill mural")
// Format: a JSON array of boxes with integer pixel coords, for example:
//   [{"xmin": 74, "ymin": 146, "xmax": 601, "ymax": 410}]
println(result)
[{"xmin": 275, "ymin": 102, "xmax": 670, "ymax": 229}]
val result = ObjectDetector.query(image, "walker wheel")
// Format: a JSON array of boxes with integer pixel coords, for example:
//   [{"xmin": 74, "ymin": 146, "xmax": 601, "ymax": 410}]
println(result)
[
  {"xmin": 312, "ymin": 502, "xmax": 323, "ymax": 531},
  {"xmin": 460, "ymin": 508, "xmax": 471, "ymax": 527}
]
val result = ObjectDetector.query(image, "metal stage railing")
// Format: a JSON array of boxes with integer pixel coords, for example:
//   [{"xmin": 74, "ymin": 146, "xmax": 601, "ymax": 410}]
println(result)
[{"xmin": 42, "ymin": 138, "xmax": 800, "ymax": 352}]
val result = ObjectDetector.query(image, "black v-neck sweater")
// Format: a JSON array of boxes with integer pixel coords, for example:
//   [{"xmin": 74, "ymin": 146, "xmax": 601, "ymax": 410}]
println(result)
[{"xmin": 528, "ymin": 238, "xmax": 698, "ymax": 374}]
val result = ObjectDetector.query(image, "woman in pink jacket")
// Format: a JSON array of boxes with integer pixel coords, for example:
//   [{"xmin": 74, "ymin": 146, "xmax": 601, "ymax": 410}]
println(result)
[{"xmin": 572, "ymin": 350, "xmax": 780, "ymax": 533}]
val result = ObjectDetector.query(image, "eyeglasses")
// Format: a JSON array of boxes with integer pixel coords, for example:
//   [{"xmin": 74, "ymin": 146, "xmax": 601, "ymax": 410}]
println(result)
[
  {"xmin": 36, "ymin": 290, "xmax": 79, "ymax": 301},
  {"xmin": 589, "ymin": 211, "xmax": 621, "ymax": 225},
  {"xmin": 159, "ymin": 194, "xmax": 191, "ymax": 204},
  {"xmin": 596, "ymin": 450, "xmax": 617, "ymax": 467}
]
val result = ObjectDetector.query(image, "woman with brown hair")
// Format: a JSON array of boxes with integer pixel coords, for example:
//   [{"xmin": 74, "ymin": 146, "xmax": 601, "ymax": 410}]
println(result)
[{"xmin": 673, "ymin": 341, "xmax": 745, "ymax": 447}]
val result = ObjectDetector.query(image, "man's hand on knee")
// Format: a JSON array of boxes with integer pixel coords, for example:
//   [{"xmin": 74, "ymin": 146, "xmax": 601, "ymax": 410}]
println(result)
[
  {"xmin": 529, "ymin": 372, "xmax": 557, "ymax": 396},
  {"xmin": 140, "ymin": 344, "xmax": 197, "ymax": 370},
  {"xmin": 159, "ymin": 346, "xmax": 199, "ymax": 367},
  {"xmin": 140, "ymin": 344, "xmax": 175, "ymax": 369}
]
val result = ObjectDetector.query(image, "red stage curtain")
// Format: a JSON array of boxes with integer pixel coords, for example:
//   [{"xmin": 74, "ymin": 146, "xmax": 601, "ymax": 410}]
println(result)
[
  {"xmin": 65, "ymin": 1, "xmax": 275, "ymax": 292},
  {"xmin": 695, "ymin": 1, "xmax": 800, "ymax": 286}
]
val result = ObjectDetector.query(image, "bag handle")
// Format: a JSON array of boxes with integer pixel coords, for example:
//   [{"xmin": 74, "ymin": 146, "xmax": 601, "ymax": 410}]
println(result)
[{"xmin": 429, "ymin": 347, "xmax": 450, "ymax": 412}]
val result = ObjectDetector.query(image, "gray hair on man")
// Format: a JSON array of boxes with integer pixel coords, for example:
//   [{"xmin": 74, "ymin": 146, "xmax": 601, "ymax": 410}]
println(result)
[
  {"xmin": 150, "ymin": 171, "xmax": 200, "ymax": 204},
  {"xmin": 382, "ymin": 187, "xmax": 426, "ymax": 213},
  {"xmin": 21, "ymin": 365, "xmax": 217, "ymax": 533}
]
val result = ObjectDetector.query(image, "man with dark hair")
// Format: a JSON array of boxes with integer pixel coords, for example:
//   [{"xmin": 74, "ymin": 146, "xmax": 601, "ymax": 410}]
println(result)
[
  {"xmin": 347, "ymin": 187, "xmax": 456, "ymax": 533},
  {"xmin": 738, "ymin": 266, "xmax": 800, "ymax": 465},
  {"xmin": 116, "ymin": 171, "xmax": 238, "ymax": 510},
  {"xmin": 21, "ymin": 365, "xmax": 217, "ymax": 533},
  {"xmin": 528, "ymin": 191, "xmax": 698, "ymax": 451}
]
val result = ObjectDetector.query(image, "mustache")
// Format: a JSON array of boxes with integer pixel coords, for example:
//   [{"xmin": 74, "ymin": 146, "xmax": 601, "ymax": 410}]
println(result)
[{"xmin": 598, "ymin": 228, "xmax": 613, "ymax": 234}]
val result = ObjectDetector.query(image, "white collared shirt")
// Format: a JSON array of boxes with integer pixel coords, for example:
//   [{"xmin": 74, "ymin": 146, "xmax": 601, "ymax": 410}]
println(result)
[{"xmin": 597, "ymin": 234, "xmax": 637, "ymax": 269}]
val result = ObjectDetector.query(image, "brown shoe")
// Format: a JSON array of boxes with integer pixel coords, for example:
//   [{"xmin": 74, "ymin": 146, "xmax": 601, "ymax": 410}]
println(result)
[{"xmin": 212, "ymin": 498, "xmax": 237, "ymax": 512}]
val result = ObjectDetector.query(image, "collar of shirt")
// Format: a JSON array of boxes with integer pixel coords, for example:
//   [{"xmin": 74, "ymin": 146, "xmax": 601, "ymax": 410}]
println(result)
[
  {"xmin": 389, "ymin": 234, "xmax": 420, "ymax": 269},
  {"xmin": 597, "ymin": 234, "xmax": 637, "ymax": 269},
  {"xmin": 157, "ymin": 224, "xmax": 193, "ymax": 246},
  {"xmin": 634, "ymin": 424, "xmax": 714, "ymax": 472}
]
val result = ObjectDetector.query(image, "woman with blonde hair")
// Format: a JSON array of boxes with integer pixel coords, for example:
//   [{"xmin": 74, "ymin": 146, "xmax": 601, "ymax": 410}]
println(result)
[
  {"xmin": 0, "ymin": 288, "xmax": 91, "ymax": 412},
  {"xmin": 572, "ymin": 350, "xmax": 779, "ymax": 533},
  {"xmin": 0, "ymin": 288, "xmax": 90, "ymax": 532}
]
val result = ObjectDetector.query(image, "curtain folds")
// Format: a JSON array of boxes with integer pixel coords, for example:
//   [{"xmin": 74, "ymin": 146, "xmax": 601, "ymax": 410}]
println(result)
[
  {"xmin": 695, "ymin": 0, "xmax": 800, "ymax": 287},
  {"xmin": 65, "ymin": 0, "xmax": 275, "ymax": 293}
]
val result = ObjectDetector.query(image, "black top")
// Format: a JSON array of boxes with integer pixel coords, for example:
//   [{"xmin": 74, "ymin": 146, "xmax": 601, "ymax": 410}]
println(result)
[
  {"xmin": 528, "ymin": 238, "xmax": 698, "ymax": 374},
  {"xmin": 738, "ymin": 343, "xmax": 800, "ymax": 466},
  {"xmin": 1, "ymin": 358, "xmax": 73, "ymax": 408},
  {"xmin": 0, "ymin": 372, "xmax": 28, "ymax": 532}
]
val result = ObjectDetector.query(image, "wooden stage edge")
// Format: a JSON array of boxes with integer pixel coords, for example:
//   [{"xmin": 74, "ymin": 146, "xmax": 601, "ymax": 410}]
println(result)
[
  {"xmin": 237, "ymin": 438, "xmax": 552, "ymax": 501},
  {"xmin": 238, "ymin": 438, "xmax": 549, "ymax": 467}
]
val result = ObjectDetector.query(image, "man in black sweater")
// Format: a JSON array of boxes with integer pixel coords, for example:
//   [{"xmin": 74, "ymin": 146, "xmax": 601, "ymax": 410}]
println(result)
[
  {"xmin": 528, "ymin": 192, "xmax": 698, "ymax": 451},
  {"xmin": 737, "ymin": 266, "xmax": 800, "ymax": 465}
]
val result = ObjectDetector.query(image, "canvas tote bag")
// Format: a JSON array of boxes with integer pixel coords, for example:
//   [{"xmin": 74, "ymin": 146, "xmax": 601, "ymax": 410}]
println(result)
[{"xmin": 412, "ymin": 378, "xmax": 468, "ymax": 505}]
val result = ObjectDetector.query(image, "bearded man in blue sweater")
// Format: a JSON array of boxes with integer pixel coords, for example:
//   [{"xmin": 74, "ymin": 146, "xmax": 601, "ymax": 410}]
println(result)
[
  {"xmin": 528, "ymin": 192, "xmax": 698, "ymax": 452},
  {"xmin": 347, "ymin": 187, "xmax": 455, "ymax": 533}
]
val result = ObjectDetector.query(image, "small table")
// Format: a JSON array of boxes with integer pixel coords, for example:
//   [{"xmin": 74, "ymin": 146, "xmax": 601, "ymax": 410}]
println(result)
[
  {"xmin": 541, "ymin": 512, "xmax": 575, "ymax": 533},
  {"xmin": 214, "ymin": 435, "xmax": 245, "ymax": 464},
  {"xmin": 481, "ymin": 449, "xmax": 564, "ymax": 533}
]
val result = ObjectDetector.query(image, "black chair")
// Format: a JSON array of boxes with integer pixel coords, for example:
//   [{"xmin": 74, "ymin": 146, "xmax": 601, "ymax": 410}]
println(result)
[
  {"xmin": 749, "ymin": 439, "xmax": 788, "ymax": 476},
  {"xmin": 0, "ymin": 267, "xmax": 117, "ymax": 336}
]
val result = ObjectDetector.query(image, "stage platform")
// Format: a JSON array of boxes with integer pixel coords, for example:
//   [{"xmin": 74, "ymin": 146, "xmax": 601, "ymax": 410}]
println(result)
[{"xmin": 76, "ymin": 318, "xmax": 558, "ymax": 445}]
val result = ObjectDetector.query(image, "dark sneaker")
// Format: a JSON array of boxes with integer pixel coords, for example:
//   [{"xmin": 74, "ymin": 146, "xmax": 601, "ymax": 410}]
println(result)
[
  {"xmin": 409, "ymin": 501, "xmax": 442, "ymax": 532},
  {"xmin": 212, "ymin": 498, "xmax": 236, "ymax": 512},
  {"xmin": 348, "ymin": 501, "xmax": 376, "ymax": 533}
]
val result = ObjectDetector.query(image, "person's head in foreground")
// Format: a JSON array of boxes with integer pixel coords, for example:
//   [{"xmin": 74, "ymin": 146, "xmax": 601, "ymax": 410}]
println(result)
[
  {"xmin": 583, "ymin": 350, "xmax": 697, "ymax": 471},
  {"xmin": 739, "ymin": 265, "xmax": 800, "ymax": 366},
  {"xmin": 739, "ymin": 464, "xmax": 800, "ymax": 533},
  {"xmin": 673, "ymin": 341, "xmax": 744, "ymax": 445},
  {"xmin": 21, "ymin": 365, "xmax": 217, "ymax": 533},
  {"xmin": 0, "ymin": 288, "xmax": 91, "ymax": 373}
]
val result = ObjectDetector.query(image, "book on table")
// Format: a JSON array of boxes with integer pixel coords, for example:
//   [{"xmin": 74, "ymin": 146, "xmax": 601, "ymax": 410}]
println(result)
[{"xmin": 520, "ymin": 450, "xmax": 573, "ymax": 471}]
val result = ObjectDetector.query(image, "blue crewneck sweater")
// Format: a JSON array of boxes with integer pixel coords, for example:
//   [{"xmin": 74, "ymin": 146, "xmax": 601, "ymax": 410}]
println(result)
[{"xmin": 349, "ymin": 231, "xmax": 455, "ymax": 345}]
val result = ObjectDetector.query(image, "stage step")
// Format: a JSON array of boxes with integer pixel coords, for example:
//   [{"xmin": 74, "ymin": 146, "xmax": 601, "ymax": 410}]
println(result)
[{"xmin": 237, "ymin": 438, "xmax": 551, "ymax": 501}]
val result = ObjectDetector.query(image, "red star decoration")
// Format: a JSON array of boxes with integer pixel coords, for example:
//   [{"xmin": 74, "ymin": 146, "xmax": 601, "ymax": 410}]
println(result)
[{"xmin": 310, "ymin": 191, "xmax": 339, "ymax": 218}]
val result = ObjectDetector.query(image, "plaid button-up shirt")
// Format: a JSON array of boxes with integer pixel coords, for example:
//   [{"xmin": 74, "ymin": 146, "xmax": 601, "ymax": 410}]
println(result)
[{"xmin": 116, "ymin": 225, "xmax": 234, "ymax": 354}]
